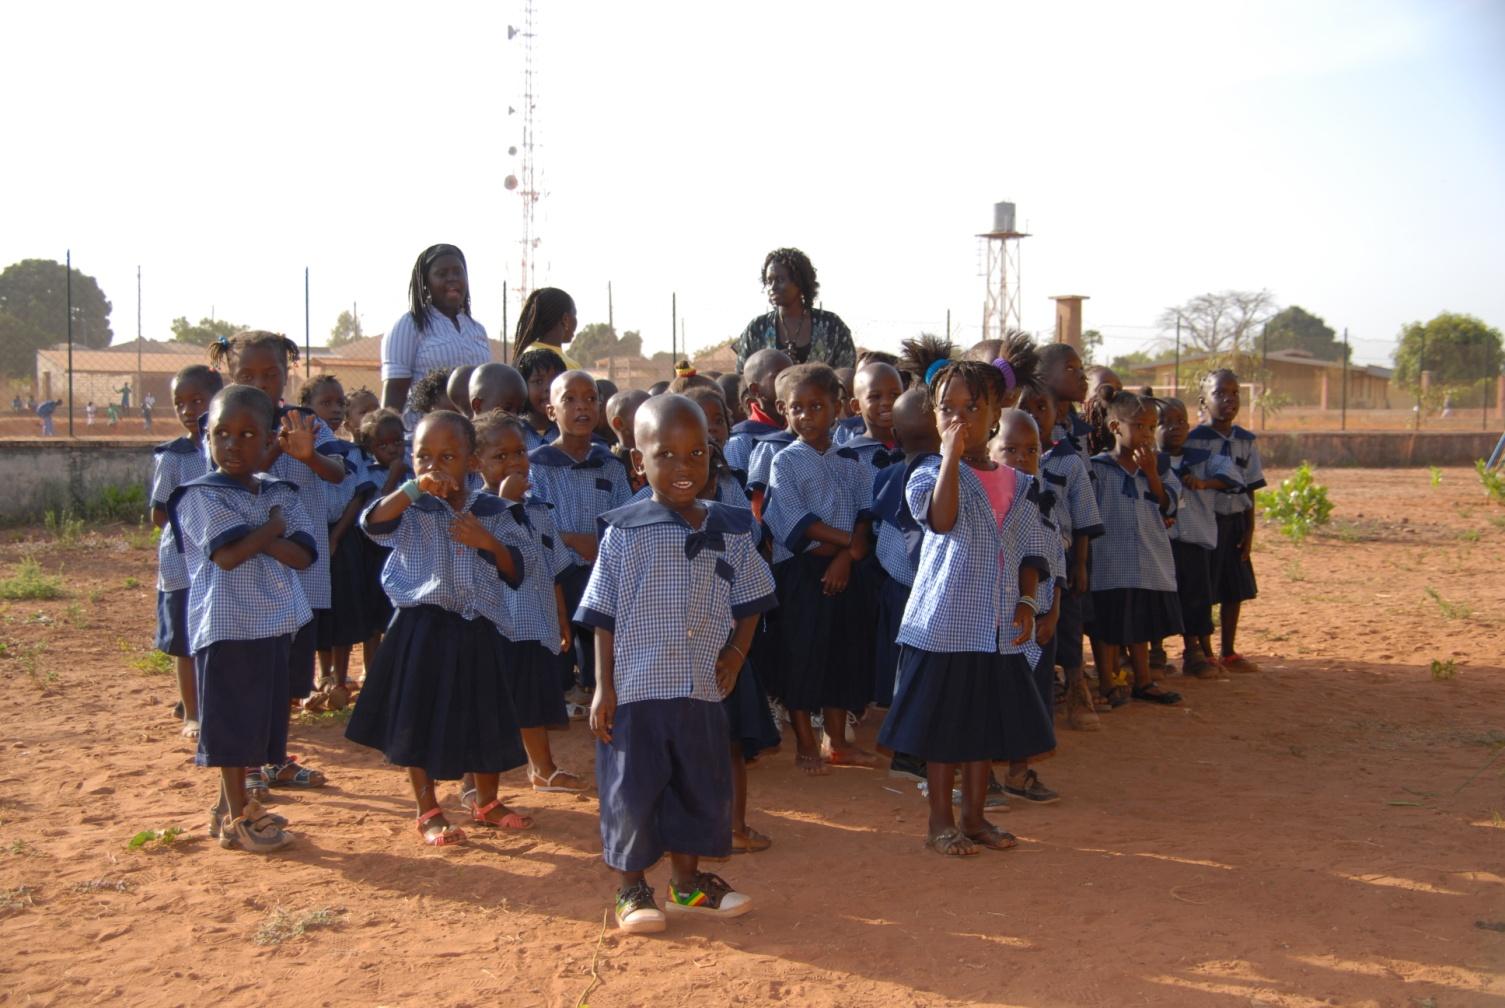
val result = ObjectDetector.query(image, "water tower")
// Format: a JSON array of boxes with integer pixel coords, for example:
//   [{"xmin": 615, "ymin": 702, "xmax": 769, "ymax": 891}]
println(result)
[{"xmin": 978, "ymin": 201, "xmax": 1029, "ymax": 340}]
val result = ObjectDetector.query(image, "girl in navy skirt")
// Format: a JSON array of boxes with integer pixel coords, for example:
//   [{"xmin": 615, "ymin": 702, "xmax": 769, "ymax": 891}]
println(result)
[
  {"xmin": 346, "ymin": 411, "xmax": 530, "ymax": 847},
  {"xmin": 473, "ymin": 410, "xmax": 586, "ymax": 796},
  {"xmin": 1184, "ymin": 370, "xmax": 1266, "ymax": 674},
  {"xmin": 763, "ymin": 363, "xmax": 876, "ymax": 775},
  {"xmin": 878, "ymin": 337, "xmax": 1056, "ymax": 857},
  {"xmin": 1084, "ymin": 389, "xmax": 1185, "ymax": 706},
  {"xmin": 150, "ymin": 364, "xmax": 221, "ymax": 739}
]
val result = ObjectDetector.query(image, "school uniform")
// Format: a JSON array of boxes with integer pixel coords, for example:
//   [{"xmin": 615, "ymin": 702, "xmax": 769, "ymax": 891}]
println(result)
[
  {"xmin": 878, "ymin": 459, "xmax": 1058, "ymax": 763},
  {"xmin": 1184, "ymin": 424, "xmax": 1265, "ymax": 606},
  {"xmin": 356, "ymin": 456, "xmax": 410, "ymax": 634},
  {"xmin": 1050, "ymin": 411, "xmax": 1095, "ymax": 467},
  {"xmin": 724, "ymin": 418, "xmax": 783, "ymax": 474},
  {"xmin": 831, "ymin": 414, "xmax": 866, "ymax": 446},
  {"xmin": 491, "ymin": 494, "xmax": 575, "ymax": 729},
  {"xmin": 842, "ymin": 434, "xmax": 906, "ymax": 702},
  {"xmin": 522, "ymin": 421, "xmax": 558, "ymax": 453},
  {"xmin": 576, "ymin": 499, "xmax": 778, "ymax": 872},
  {"xmin": 870, "ymin": 453, "xmax": 932, "ymax": 706},
  {"xmin": 1086, "ymin": 452, "xmax": 1184, "ymax": 645},
  {"xmin": 1024, "ymin": 474, "xmax": 1070, "ymax": 703},
  {"xmin": 526, "ymin": 441, "xmax": 631, "ymax": 691},
  {"xmin": 762, "ymin": 440, "xmax": 875, "ymax": 713},
  {"xmin": 1039, "ymin": 441, "xmax": 1105, "ymax": 673},
  {"xmin": 745, "ymin": 429, "xmax": 795, "ymax": 494},
  {"xmin": 150, "ymin": 436, "xmax": 208, "ymax": 658},
  {"xmin": 168, "ymin": 473, "xmax": 317, "ymax": 769},
  {"xmin": 1167, "ymin": 449, "xmax": 1245, "ymax": 636},
  {"xmin": 345, "ymin": 488, "xmax": 527, "ymax": 781},
  {"xmin": 314, "ymin": 440, "xmax": 372, "ymax": 650}
]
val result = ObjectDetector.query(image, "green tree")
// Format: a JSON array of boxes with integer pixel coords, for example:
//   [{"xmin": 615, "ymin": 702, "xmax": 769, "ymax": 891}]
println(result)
[
  {"xmin": 570, "ymin": 323, "xmax": 644, "ymax": 365},
  {"xmin": 170, "ymin": 316, "xmax": 246, "ymax": 347},
  {"xmin": 1081, "ymin": 328, "xmax": 1103, "ymax": 365},
  {"xmin": 1391, "ymin": 313, "xmax": 1503, "ymax": 401},
  {"xmin": 1159, "ymin": 289, "xmax": 1275, "ymax": 360},
  {"xmin": 329, "ymin": 309, "xmax": 363, "ymax": 347},
  {"xmin": 1109, "ymin": 349, "xmax": 1158, "ymax": 374},
  {"xmin": 1262, "ymin": 305, "xmax": 1347, "ymax": 361},
  {"xmin": 0, "ymin": 258, "xmax": 113, "ymax": 377}
]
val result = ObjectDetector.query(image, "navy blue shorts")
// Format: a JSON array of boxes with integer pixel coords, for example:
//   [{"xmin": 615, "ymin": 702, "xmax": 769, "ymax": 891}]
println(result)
[
  {"xmin": 154, "ymin": 588, "xmax": 191, "ymax": 658},
  {"xmin": 596, "ymin": 698, "xmax": 732, "ymax": 872},
  {"xmin": 1055, "ymin": 588, "xmax": 1086, "ymax": 671},
  {"xmin": 559, "ymin": 564, "xmax": 597, "ymax": 690},
  {"xmin": 288, "ymin": 617, "xmax": 319, "ymax": 699},
  {"xmin": 872, "ymin": 576, "xmax": 910, "ymax": 707},
  {"xmin": 195, "ymin": 634, "xmax": 293, "ymax": 768}
]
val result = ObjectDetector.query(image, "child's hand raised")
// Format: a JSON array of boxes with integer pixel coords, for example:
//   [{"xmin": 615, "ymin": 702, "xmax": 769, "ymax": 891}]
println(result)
[
  {"xmin": 589, "ymin": 685, "xmax": 616, "ymax": 743},
  {"xmin": 279, "ymin": 410, "xmax": 317, "ymax": 461},
  {"xmin": 449, "ymin": 512, "xmax": 494, "ymax": 551},
  {"xmin": 939, "ymin": 418, "xmax": 968, "ymax": 459},
  {"xmin": 416, "ymin": 470, "xmax": 457, "ymax": 498},
  {"xmin": 1133, "ymin": 445, "xmax": 1160, "ymax": 481},
  {"xmin": 498, "ymin": 473, "xmax": 530, "ymax": 502}
]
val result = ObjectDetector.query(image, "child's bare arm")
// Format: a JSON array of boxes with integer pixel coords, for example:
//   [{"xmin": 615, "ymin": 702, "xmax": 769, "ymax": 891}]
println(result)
[
  {"xmin": 559, "ymin": 532, "xmax": 599, "ymax": 563},
  {"xmin": 152, "ymin": 505, "xmax": 168, "ymax": 530},
  {"xmin": 715, "ymin": 613, "xmax": 761, "ymax": 695},
  {"xmin": 589, "ymin": 629, "xmax": 616, "ymax": 742},
  {"xmin": 554, "ymin": 584, "xmax": 572, "ymax": 653},
  {"xmin": 263, "ymin": 535, "xmax": 314, "ymax": 570},
  {"xmin": 210, "ymin": 510, "xmax": 287, "ymax": 571}
]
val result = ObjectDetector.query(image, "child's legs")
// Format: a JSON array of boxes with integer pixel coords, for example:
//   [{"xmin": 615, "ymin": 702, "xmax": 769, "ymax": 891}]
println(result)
[
  {"xmin": 789, "ymin": 710, "xmax": 821, "ymax": 758},
  {"xmin": 520, "ymin": 726, "xmax": 557, "ymax": 777},
  {"xmin": 1128, "ymin": 642, "xmax": 1152, "ymax": 687},
  {"xmin": 729, "ymin": 741, "xmax": 748, "ymax": 835},
  {"xmin": 219, "ymin": 767, "xmax": 247, "ymax": 819},
  {"xmin": 956, "ymin": 760, "xmax": 991, "ymax": 833},
  {"xmin": 925, "ymin": 761, "xmax": 957, "ymax": 834},
  {"xmin": 176, "ymin": 655, "xmax": 198, "ymax": 722},
  {"xmin": 316, "ymin": 647, "xmax": 332, "ymax": 682},
  {"xmin": 406, "ymin": 767, "xmax": 442, "ymax": 816},
  {"xmin": 331, "ymin": 645, "xmax": 350, "ymax": 687},
  {"xmin": 668, "ymin": 851, "xmax": 702, "ymax": 892},
  {"xmin": 1220, "ymin": 601, "xmax": 1242, "ymax": 656},
  {"xmin": 1090, "ymin": 637, "xmax": 1116, "ymax": 694}
]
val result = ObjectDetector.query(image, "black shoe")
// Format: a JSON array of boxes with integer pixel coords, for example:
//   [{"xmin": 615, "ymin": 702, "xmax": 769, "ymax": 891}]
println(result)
[{"xmin": 888, "ymin": 752, "xmax": 928, "ymax": 783}]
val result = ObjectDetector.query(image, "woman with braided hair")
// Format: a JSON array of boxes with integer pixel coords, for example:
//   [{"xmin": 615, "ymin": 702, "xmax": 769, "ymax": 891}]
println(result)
[
  {"xmin": 512, "ymin": 287, "xmax": 582, "ymax": 370},
  {"xmin": 380, "ymin": 244, "xmax": 493, "ymax": 426},
  {"xmin": 734, "ymin": 248, "xmax": 855, "ymax": 371}
]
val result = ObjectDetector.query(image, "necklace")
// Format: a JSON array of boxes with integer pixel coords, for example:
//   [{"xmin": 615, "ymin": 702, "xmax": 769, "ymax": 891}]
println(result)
[{"xmin": 776, "ymin": 311, "xmax": 808, "ymax": 352}]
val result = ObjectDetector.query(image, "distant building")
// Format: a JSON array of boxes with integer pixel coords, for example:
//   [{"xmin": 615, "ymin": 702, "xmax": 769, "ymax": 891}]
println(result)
[{"xmin": 1119, "ymin": 349, "xmax": 1394, "ymax": 409}]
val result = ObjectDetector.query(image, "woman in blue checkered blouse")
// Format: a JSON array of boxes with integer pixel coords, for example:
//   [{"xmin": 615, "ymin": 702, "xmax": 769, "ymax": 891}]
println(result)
[{"xmin": 380, "ymin": 245, "xmax": 493, "ymax": 426}]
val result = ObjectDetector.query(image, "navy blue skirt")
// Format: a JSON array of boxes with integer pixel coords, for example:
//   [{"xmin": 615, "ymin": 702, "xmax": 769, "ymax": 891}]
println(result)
[
  {"xmin": 872, "ymin": 575, "xmax": 910, "ymax": 707},
  {"xmin": 361, "ymin": 537, "xmax": 395, "ymax": 634},
  {"xmin": 1171, "ymin": 539, "xmax": 1215, "ymax": 636},
  {"xmin": 1211, "ymin": 511, "xmax": 1258, "ymax": 605},
  {"xmin": 154, "ymin": 588, "xmax": 191, "ymax": 658},
  {"xmin": 195, "ymin": 634, "xmax": 292, "ymax": 768},
  {"xmin": 878, "ymin": 646, "xmax": 1056, "ymax": 763},
  {"xmin": 558, "ymin": 564, "xmax": 597, "ymax": 690},
  {"xmin": 773, "ymin": 552, "xmax": 872, "ymax": 714},
  {"xmin": 1088, "ymin": 588, "xmax": 1184, "ymax": 645},
  {"xmin": 501, "ymin": 638, "xmax": 569, "ymax": 729},
  {"xmin": 288, "ymin": 618, "xmax": 319, "ymax": 698},
  {"xmin": 346, "ymin": 604, "xmax": 527, "ymax": 780},
  {"xmin": 724, "ymin": 659, "xmax": 780, "ymax": 754},
  {"xmin": 324, "ymin": 526, "xmax": 373, "ymax": 648}
]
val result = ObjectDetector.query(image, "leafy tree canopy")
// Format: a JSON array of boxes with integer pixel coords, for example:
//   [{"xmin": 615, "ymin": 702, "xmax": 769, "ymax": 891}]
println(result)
[
  {"xmin": 1158, "ymin": 289, "xmax": 1275, "ymax": 360},
  {"xmin": 1081, "ymin": 328, "xmax": 1103, "ymax": 365},
  {"xmin": 329, "ymin": 309, "xmax": 363, "ymax": 347},
  {"xmin": 0, "ymin": 258, "xmax": 113, "ymax": 377},
  {"xmin": 572, "ymin": 323, "xmax": 643, "ymax": 365},
  {"xmin": 170, "ymin": 316, "xmax": 246, "ymax": 347},
  {"xmin": 1262, "ymin": 305, "xmax": 1347, "ymax": 361},
  {"xmin": 1391, "ymin": 312, "xmax": 1502, "ymax": 391}
]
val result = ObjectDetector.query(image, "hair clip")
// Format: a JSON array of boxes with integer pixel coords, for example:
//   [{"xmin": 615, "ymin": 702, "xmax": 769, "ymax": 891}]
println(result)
[
  {"xmin": 217, "ymin": 334, "xmax": 230, "ymax": 349},
  {"xmin": 993, "ymin": 358, "xmax": 1016, "ymax": 392},
  {"xmin": 923, "ymin": 359, "xmax": 950, "ymax": 385}
]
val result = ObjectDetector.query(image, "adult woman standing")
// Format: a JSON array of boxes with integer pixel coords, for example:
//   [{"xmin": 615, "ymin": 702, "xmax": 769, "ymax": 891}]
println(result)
[
  {"xmin": 734, "ymin": 247, "xmax": 855, "ymax": 371},
  {"xmin": 511, "ymin": 287, "xmax": 582, "ymax": 370},
  {"xmin": 381, "ymin": 244, "xmax": 492, "ymax": 422}
]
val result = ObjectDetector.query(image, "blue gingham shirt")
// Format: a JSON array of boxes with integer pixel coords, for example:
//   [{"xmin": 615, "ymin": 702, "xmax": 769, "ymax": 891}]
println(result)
[
  {"xmin": 898, "ymin": 459, "xmax": 1055, "ymax": 655},
  {"xmin": 1024, "ymin": 481, "xmax": 1069, "ymax": 669},
  {"xmin": 381, "ymin": 306, "xmax": 491, "ymax": 425},
  {"xmin": 151, "ymin": 436, "xmax": 208, "ymax": 591},
  {"xmin": 763, "ymin": 440, "xmax": 874, "ymax": 565},
  {"xmin": 522, "ymin": 422, "xmax": 559, "ymax": 453},
  {"xmin": 319, "ymin": 440, "xmax": 364, "ymax": 523},
  {"xmin": 1040, "ymin": 442, "xmax": 1104, "ymax": 546},
  {"xmin": 169, "ymin": 473, "xmax": 316, "ymax": 652},
  {"xmin": 360, "ymin": 488, "xmax": 524, "ymax": 626},
  {"xmin": 871, "ymin": 453, "xmax": 935, "ymax": 586},
  {"xmin": 841, "ymin": 433, "xmax": 906, "ymax": 473},
  {"xmin": 493, "ymin": 495, "xmax": 574, "ymax": 652},
  {"xmin": 1167, "ymin": 449, "xmax": 1244, "ymax": 549},
  {"xmin": 629, "ymin": 471, "xmax": 749, "ymax": 509},
  {"xmin": 746, "ymin": 430, "xmax": 795, "ymax": 493},
  {"xmin": 576, "ymin": 500, "xmax": 777, "ymax": 705},
  {"xmin": 265, "ymin": 407, "xmax": 344, "ymax": 610},
  {"xmin": 724, "ymin": 418, "xmax": 781, "ymax": 473},
  {"xmin": 1086, "ymin": 453, "xmax": 1181, "ymax": 592},
  {"xmin": 526, "ymin": 442, "xmax": 632, "ymax": 567},
  {"xmin": 1184, "ymin": 424, "xmax": 1266, "ymax": 514},
  {"xmin": 1050, "ymin": 411, "xmax": 1094, "ymax": 467},
  {"xmin": 832, "ymin": 415, "xmax": 865, "ymax": 446}
]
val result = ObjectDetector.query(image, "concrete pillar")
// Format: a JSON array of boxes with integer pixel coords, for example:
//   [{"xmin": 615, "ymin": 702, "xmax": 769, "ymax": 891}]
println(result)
[
  {"xmin": 1050, "ymin": 295, "xmax": 1089, "ymax": 351},
  {"xmin": 1497, "ymin": 374, "xmax": 1504, "ymax": 417},
  {"xmin": 1319, "ymin": 370, "xmax": 1329, "ymax": 411}
]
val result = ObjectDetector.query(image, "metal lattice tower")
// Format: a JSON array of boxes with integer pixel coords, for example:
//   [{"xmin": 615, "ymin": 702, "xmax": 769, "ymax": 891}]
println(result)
[
  {"xmin": 516, "ymin": 0, "xmax": 539, "ymax": 301},
  {"xmin": 977, "ymin": 201, "xmax": 1029, "ymax": 340}
]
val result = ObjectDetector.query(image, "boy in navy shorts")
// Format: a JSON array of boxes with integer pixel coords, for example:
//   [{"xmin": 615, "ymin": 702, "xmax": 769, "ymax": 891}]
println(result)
[{"xmin": 578, "ymin": 394, "xmax": 777, "ymax": 934}]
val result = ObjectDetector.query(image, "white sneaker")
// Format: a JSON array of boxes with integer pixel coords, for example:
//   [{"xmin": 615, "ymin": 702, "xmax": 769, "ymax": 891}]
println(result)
[
  {"xmin": 666, "ymin": 873, "xmax": 752, "ymax": 918},
  {"xmin": 615, "ymin": 882, "xmax": 667, "ymax": 934}
]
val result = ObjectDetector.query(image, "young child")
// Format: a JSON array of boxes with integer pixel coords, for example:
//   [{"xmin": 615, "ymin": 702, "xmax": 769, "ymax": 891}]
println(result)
[
  {"xmin": 838, "ymin": 361, "xmax": 904, "ymax": 463},
  {"xmin": 151, "ymin": 364, "xmax": 223, "ymax": 739},
  {"xmin": 354, "ymin": 409, "xmax": 409, "ymax": 661},
  {"xmin": 473, "ymin": 410, "xmax": 586, "ymax": 794},
  {"xmin": 579, "ymin": 394, "xmax": 776, "ymax": 932},
  {"xmin": 1020, "ymin": 372, "xmax": 1104, "ymax": 731},
  {"xmin": 1158, "ymin": 397, "xmax": 1243, "ymax": 678},
  {"xmin": 605, "ymin": 388, "xmax": 650, "ymax": 492},
  {"xmin": 717, "ymin": 373, "xmax": 746, "ymax": 426},
  {"xmin": 528, "ymin": 371, "xmax": 632, "ymax": 706},
  {"xmin": 468, "ymin": 362, "xmax": 529, "ymax": 417},
  {"xmin": 1085, "ymin": 389, "xmax": 1184, "ymax": 706},
  {"xmin": 446, "ymin": 365, "xmax": 478, "ymax": 417},
  {"xmin": 763, "ymin": 363, "xmax": 876, "ymax": 774},
  {"xmin": 1083, "ymin": 366, "xmax": 1124, "ymax": 455},
  {"xmin": 168, "ymin": 385, "xmax": 316, "ymax": 852},
  {"xmin": 724, "ymin": 348, "xmax": 792, "ymax": 473},
  {"xmin": 345, "ymin": 410, "xmax": 531, "ymax": 846},
  {"xmin": 878, "ymin": 343, "xmax": 1056, "ymax": 857},
  {"xmin": 343, "ymin": 387, "xmax": 379, "ymax": 442},
  {"xmin": 1184, "ymin": 369, "xmax": 1265, "ymax": 673},
  {"xmin": 86, "ymin": 401, "xmax": 96, "ymax": 426},
  {"xmin": 409, "ymin": 367, "xmax": 457, "ymax": 416},
  {"xmin": 207, "ymin": 332, "xmax": 345, "ymax": 791},
  {"xmin": 517, "ymin": 348, "xmax": 567, "ymax": 450}
]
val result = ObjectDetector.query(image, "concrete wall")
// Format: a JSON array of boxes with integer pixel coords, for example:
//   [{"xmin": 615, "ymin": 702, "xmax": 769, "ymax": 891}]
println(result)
[
  {"xmin": 5, "ymin": 440, "xmax": 155, "ymax": 523},
  {"xmin": 1260, "ymin": 430, "xmax": 1500, "ymax": 468}
]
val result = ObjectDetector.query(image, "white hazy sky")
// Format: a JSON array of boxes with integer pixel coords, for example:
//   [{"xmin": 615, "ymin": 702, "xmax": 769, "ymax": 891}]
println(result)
[{"xmin": 4, "ymin": 0, "xmax": 1503, "ymax": 369}]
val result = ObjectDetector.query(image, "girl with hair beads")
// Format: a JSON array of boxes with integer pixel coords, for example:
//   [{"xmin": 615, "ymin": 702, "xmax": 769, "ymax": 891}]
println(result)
[
  {"xmin": 1084, "ymin": 389, "xmax": 1185, "ymax": 706},
  {"xmin": 152, "ymin": 364, "xmax": 223, "ymax": 739},
  {"xmin": 1158, "ymin": 397, "xmax": 1243, "ymax": 678},
  {"xmin": 879, "ymin": 338, "xmax": 1057, "ymax": 856},
  {"xmin": 1184, "ymin": 370, "xmax": 1266, "ymax": 673},
  {"xmin": 472, "ymin": 410, "xmax": 586, "ymax": 794},
  {"xmin": 512, "ymin": 287, "xmax": 582, "ymax": 369},
  {"xmin": 208, "ymin": 332, "xmax": 344, "ymax": 793},
  {"xmin": 763, "ymin": 363, "xmax": 877, "ymax": 774},
  {"xmin": 346, "ymin": 411, "xmax": 531, "ymax": 845},
  {"xmin": 343, "ymin": 387, "xmax": 379, "ymax": 442}
]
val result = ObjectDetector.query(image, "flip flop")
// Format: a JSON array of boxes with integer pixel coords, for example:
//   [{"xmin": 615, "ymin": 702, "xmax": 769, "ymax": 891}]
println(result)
[
  {"xmin": 1131, "ymin": 685, "xmax": 1182, "ymax": 705},
  {"xmin": 731, "ymin": 827, "xmax": 772, "ymax": 853},
  {"xmin": 964, "ymin": 824, "xmax": 1018, "ymax": 850},
  {"xmin": 925, "ymin": 826, "xmax": 979, "ymax": 857},
  {"xmin": 530, "ymin": 768, "xmax": 587, "ymax": 794}
]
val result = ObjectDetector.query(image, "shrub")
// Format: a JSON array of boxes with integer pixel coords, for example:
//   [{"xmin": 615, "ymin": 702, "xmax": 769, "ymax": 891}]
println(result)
[
  {"xmin": 1255, "ymin": 462, "xmax": 1334, "ymax": 543},
  {"xmin": 1479, "ymin": 460, "xmax": 1505, "ymax": 504}
]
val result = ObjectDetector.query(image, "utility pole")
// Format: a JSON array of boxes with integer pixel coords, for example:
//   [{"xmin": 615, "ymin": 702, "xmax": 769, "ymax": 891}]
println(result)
[
  {"xmin": 1174, "ymin": 315, "xmax": 1182, "ymax": 399},
  {"xmin": 671, "ymin": 293, "xmax": 677, "ymax": 370},
  {"xmin": 66, "ymin": 251, "xmax": 74, "ymax": 437},
  {"xmin": 607, "ymin": 281, "xmax": 615, "ymax": 381},
  {"xmin": 303, "ymin": 268, "xmax": 311, "ymax": 380},
  {"xmin": 136, "ymin": 266, "xmax": 143, "ymax": 414},
  {"xmin": 1341, "ymin": 327, "xmax": 1349, "ymax": 431}
]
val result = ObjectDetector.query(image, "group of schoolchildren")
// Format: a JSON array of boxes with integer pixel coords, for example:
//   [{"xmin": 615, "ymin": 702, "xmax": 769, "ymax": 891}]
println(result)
[{"xmin": 149, "ymin": 297, "xmax": 1265, "ymax": 936}]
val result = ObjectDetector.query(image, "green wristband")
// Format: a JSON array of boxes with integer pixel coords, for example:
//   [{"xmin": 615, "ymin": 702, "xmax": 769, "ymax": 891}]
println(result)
[{"xmin": 400, "ymin": 479, "xmax": 422, "ymax": 502}]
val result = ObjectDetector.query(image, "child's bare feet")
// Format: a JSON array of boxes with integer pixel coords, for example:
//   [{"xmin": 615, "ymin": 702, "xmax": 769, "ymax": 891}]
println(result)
[
  {"xmin": 794, "ymin": 751, "xmax": 829, "ymax": 776},
  {"xmin": 825, "ymin": 745, "xmax": 878, "ymax": 768},
  {"xmin": 180, "ymin": 719, "xmax": 200, "ymax": 740}
]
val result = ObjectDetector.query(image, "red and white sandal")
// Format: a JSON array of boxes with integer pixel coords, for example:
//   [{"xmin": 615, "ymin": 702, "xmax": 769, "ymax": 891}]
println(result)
[{"xmin": 416, "ymin": 807, "xmax": 466, "ymax": 847}]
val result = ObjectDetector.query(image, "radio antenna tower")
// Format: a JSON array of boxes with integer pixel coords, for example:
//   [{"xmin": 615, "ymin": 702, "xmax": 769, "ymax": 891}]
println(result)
[
  {"xmin": 978, "ymin": 200, "xmax": 1029, "ymax": 340},
  {"xmin": 509, "ymin": 0, "xmax": 540, "ymax": 302}
]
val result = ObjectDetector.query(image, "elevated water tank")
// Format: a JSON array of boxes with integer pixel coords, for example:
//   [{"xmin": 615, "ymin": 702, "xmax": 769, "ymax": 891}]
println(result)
[{"xmin": 993, "ymin": 201, "xmax": 1016, "ymax": 233}]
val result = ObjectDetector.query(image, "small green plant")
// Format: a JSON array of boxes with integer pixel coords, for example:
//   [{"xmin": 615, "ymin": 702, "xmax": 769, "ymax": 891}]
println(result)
[
  {"xmin": 1282, "ymin": 559, "xmax": 1306, "ymax": 582},
  {"xmin": 1479, "ymin": 460, "xmax": 1505, "ymax": 504},
  {"xmin": 88, "ymin": 589, "xmax": 104, "ymax": 605},
  {"xmin": 131, "ymin": 650, "xmax": 173, "ymax": 676},
  {"xmin": 1429, "ymin": 466, "xmax": 1443, "ymax": 488},
  {"xmin": 1431, "ymin": 658, "xmax": 1458, "ymax": 680},
  {"xmin": 43, "ymin": 509, "xmax": 84, "ymax": 544},
  {"xmin": 1459, "ymin": 528, "xmax": 1481, "ymax": 542},
  {"xmin": 123, "ymin": 576, "xmax": 140, "ymax": 590},
  {"xmin": 1255, "ymin": 462, "xmax": 1334, "ymax": 543},
  {"xmin": 125, "ymin": 521, "xmax": 162, "ymax": 551},
  {"xmin": 85, "ymin": 484, "xmax": 148, "ymax": 523},
  {"xmin": 0, "ymin": 558, "xmax": 64, "ymax": 601},
  {"xmin": 8, "ymin": 840, "xmax": 35, "ymax": 856},
  {"xmin": 1424, "ymin": 587, "xmax": 1471, "ymax": 620},
  {"xmin": 0, "ymin": 885, "xmax": 37, "ymax": 913},
  {"xmin": 294, "ymin": 706, "xmax": 354, "ymax": 726},
  {"xmin": 127, "ymin": 827, "xmax": 185, "ymax": 851},
  {"xmin": 254, "ymin": 907, "xmax": 341, "ymax": 946},
  {"xmin": 64, "ymin": 602, "xmax": 88, "ymax": 629}
]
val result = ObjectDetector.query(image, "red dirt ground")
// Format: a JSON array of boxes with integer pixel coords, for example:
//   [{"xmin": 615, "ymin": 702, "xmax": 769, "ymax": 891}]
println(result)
[{"xmin": 0, "ymin": 467, "xmax": 1501, "ymax": 1007}]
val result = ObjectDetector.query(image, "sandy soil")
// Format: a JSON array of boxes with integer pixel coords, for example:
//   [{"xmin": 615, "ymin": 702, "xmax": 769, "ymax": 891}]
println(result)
[{"xmin": 0, "ymin": 466, "xmax": 1501, "ymax": 1008}]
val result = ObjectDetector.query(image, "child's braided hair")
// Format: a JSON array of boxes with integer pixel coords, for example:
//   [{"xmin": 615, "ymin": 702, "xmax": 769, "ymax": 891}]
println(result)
[{"xmin": 206, "ymin": 330, "xmax": 300, "ymax": 372}]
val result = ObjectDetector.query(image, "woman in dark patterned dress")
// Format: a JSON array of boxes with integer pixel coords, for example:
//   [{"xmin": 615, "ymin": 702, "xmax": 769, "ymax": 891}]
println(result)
[{"xmin": 734, "ymin": 248, "xmax": 856, "ymax": 371}]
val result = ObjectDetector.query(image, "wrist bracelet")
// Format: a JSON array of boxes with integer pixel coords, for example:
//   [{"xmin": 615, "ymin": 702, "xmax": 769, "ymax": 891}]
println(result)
[
  {"xmin": 724, "ymin": 644, "xmax": 746, "ymax": 663},
  {"xmin": 400, "ymin": 479, "xmax": 422, "ymax": 503},
  {"xmin": 1018, "ymin": 597, "xmax": 1038, "ymax": 614}
]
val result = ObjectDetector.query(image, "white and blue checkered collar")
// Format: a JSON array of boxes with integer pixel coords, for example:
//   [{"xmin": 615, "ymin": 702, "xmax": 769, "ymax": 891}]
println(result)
[
  {"xmin": 409, "ymin": 486, "xmax": 507, "ymax": 516},
  {"xmin": 1187, "ymin": 423, "xmax": 1254, "ymax": 442},
  {"xmin": 753, "ymin": 429, "xmax": 795, "ymax": 445},
  {"xmin": 155, "ymin": 435, "xmax": 200, "ymax": 456},
  {"xmin": 181, "ymin": 470, "xmax": 300, "ymax": 496},
  {"xmin": 530, "ymin": 441, "xmax": 616, "ymax": 470},
  {"xmin": 601, "ymin": 497, "xmax": 756, "ymax": 536}
]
